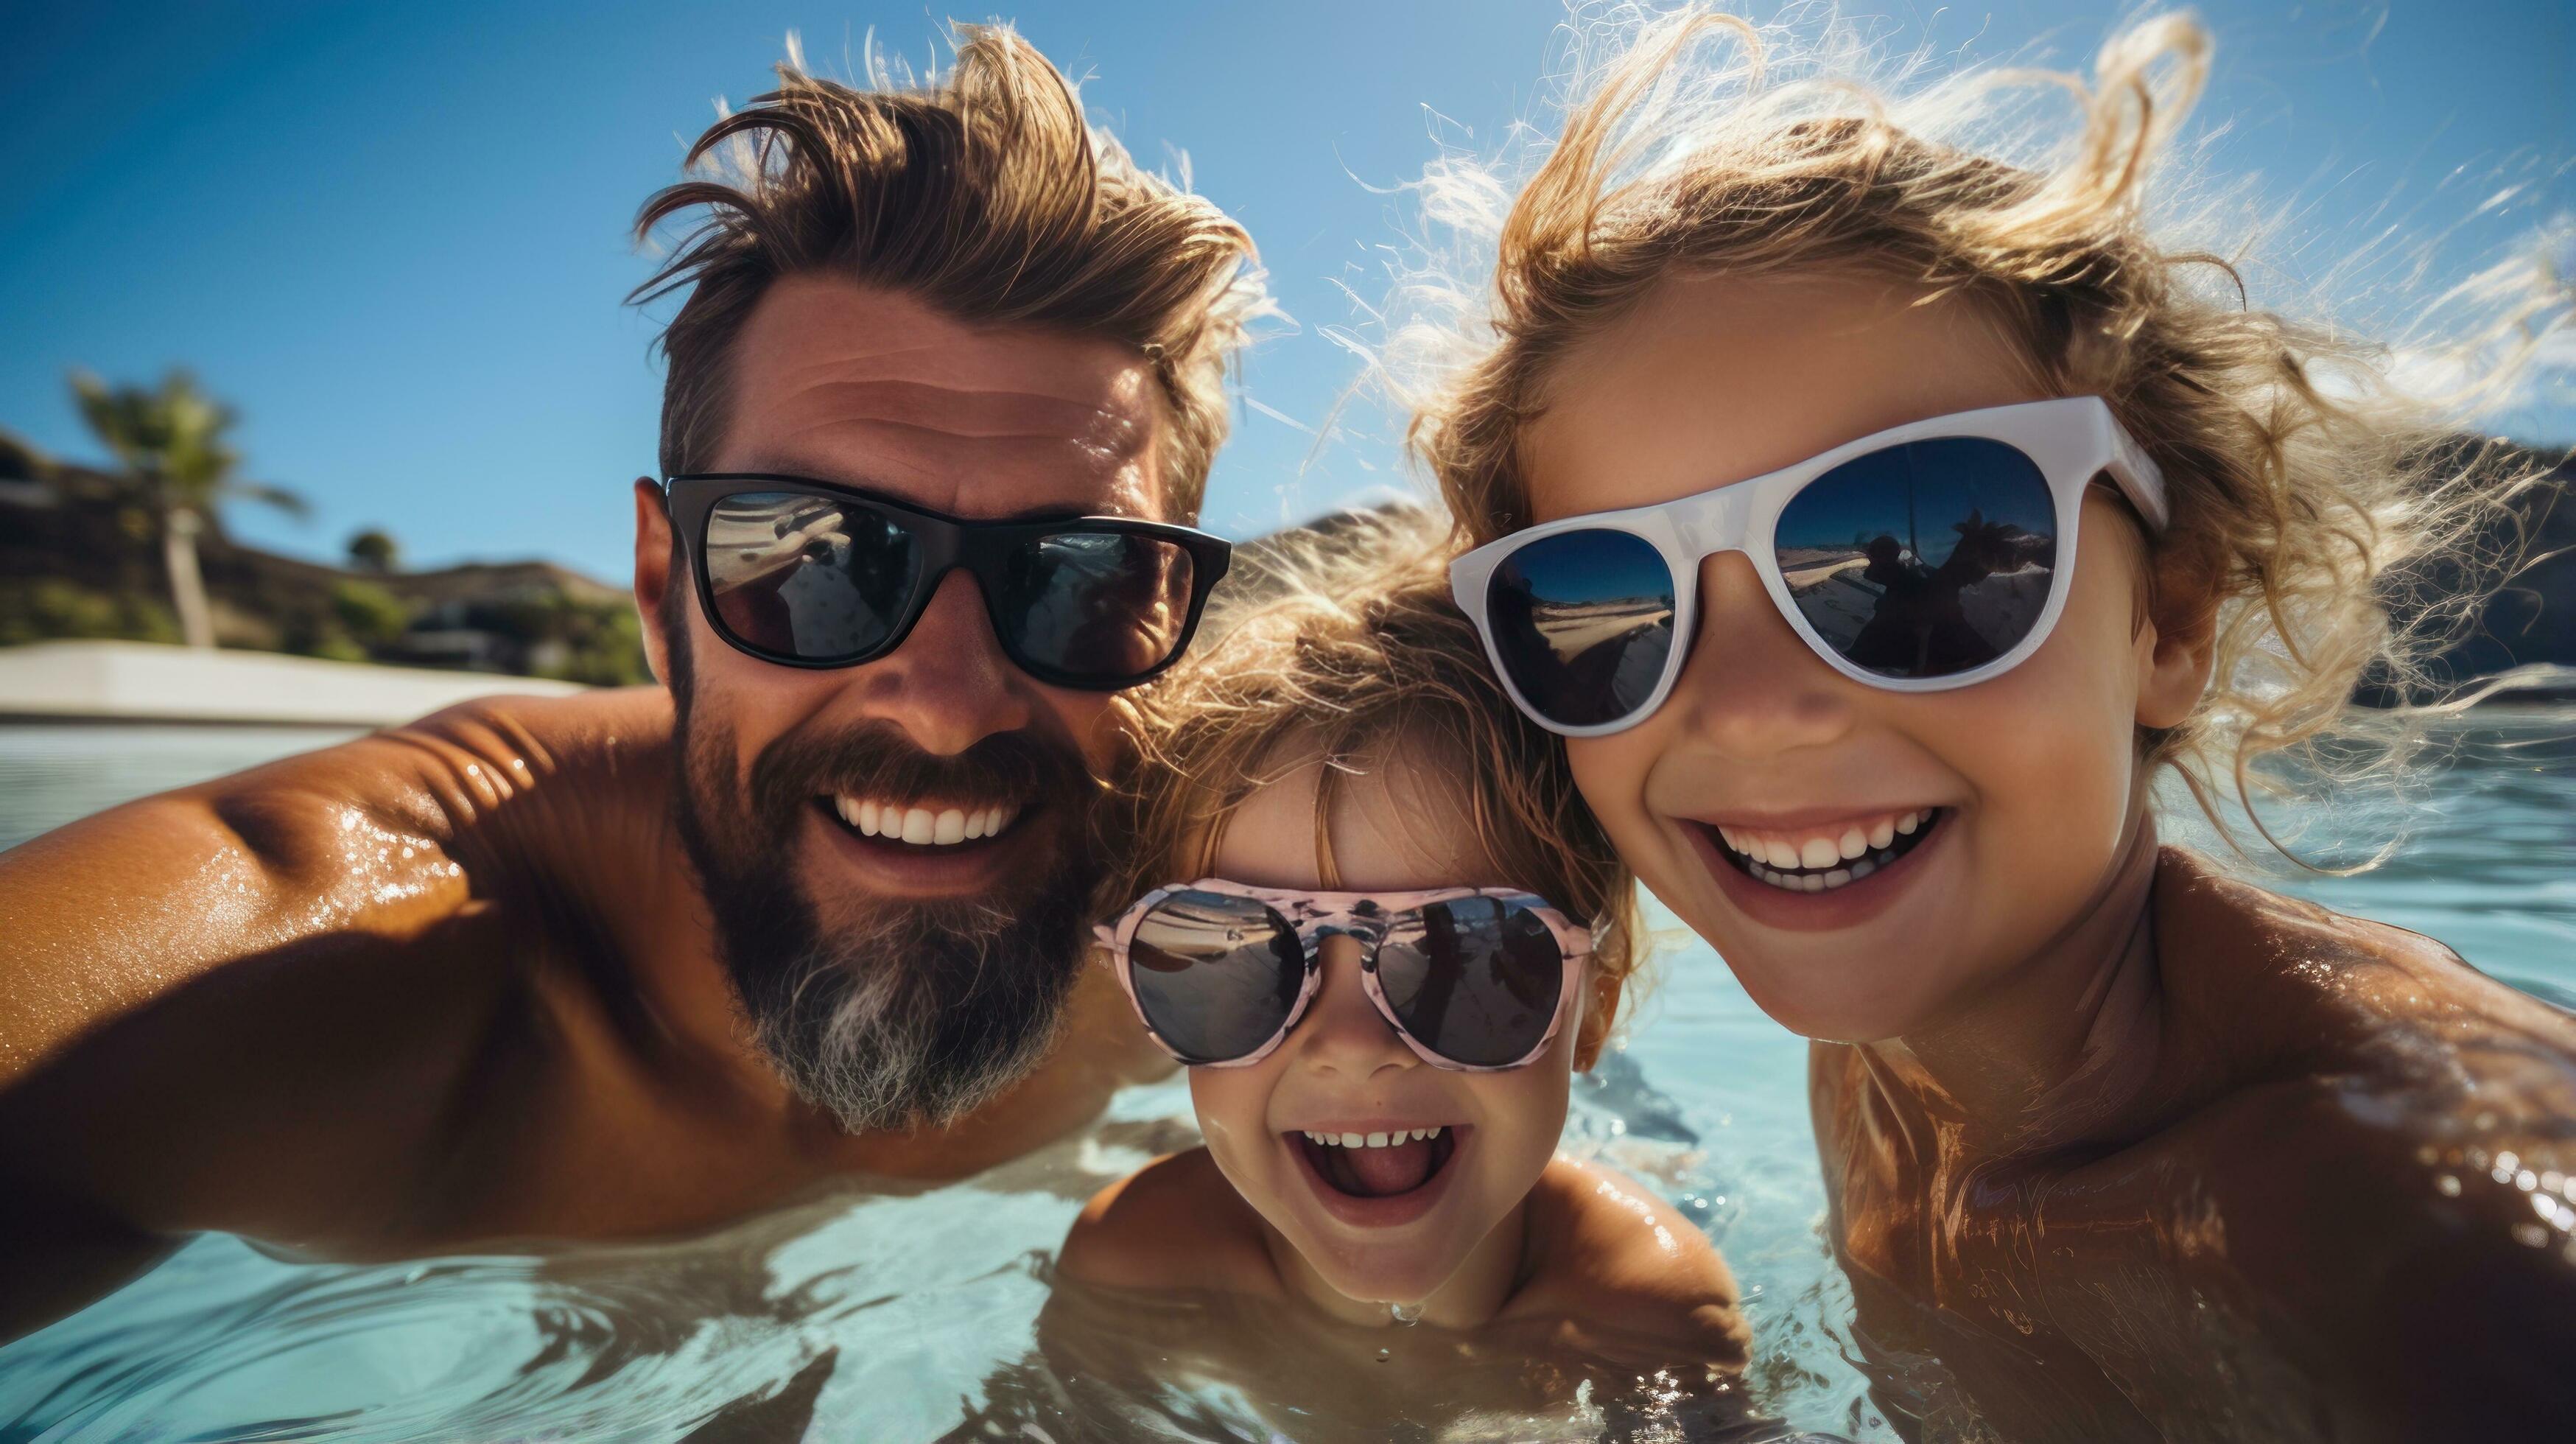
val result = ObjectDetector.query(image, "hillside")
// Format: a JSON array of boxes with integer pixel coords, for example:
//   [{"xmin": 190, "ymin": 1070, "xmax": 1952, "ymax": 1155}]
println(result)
[{"xmin": 0, "ymin": 449, "xmax": 647, "ymax": 684}]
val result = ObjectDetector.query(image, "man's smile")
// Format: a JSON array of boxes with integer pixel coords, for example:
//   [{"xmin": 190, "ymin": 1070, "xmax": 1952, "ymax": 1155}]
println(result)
[
  {"xmin": 808, "ymin": 793, "xmax": 1044, "ymax": 893},
  {"xmin": 828, "ymin": 793, "xmax": 1026, "ymax": 847}
]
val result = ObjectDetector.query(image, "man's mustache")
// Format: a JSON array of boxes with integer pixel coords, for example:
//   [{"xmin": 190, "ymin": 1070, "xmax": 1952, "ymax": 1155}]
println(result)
[{"xmin": 746, "ymin": 719, "xmax": 1101, "ymax": 831}]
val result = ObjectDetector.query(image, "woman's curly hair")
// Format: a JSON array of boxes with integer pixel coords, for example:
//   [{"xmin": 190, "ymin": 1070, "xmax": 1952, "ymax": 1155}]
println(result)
[
  {"xmin": 1389, "ymin": 5, "xmax": 2569, "ymax": 862},
  {"xmin": 1099, "ymin": 504, "xmax": 1645, "ymax": 1066}
]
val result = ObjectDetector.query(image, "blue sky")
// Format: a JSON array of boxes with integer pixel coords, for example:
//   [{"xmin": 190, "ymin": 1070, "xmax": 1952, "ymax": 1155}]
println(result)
[{"xmin": 2, "ymin": 0, "xmax": 2566, "ymax": 583}]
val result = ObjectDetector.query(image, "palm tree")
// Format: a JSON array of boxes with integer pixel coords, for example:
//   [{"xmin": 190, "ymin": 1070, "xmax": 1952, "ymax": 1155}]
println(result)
[{"xmin": 70, "ymin": 370, "xmax": 307, "ymax": 649}]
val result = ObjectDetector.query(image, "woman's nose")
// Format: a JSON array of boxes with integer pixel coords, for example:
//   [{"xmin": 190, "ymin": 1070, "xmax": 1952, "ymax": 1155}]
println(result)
[
  {"xmin": 1293, "ymin": 935, "xmax": 1417, "ymax": 1078},
  {"xmin": 1664, "ymin": 550, "xmax": 1859, "ymax": 758}
]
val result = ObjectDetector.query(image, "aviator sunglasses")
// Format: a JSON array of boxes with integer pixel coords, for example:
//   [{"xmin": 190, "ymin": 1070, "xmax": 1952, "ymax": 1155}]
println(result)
[
  {"xmin": 664, "ymin": 474, "xmax": 1233, "ymax": 689},
  {"xmin": 1448, "ymin": 397, "xmax": 2169, "ymax": 735},
  {"xmin": 1095, "ymin": 880, "xmax": 1594, "ymax": 1071}
]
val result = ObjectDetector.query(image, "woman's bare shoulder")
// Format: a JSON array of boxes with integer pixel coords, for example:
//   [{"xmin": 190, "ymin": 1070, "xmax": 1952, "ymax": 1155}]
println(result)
[
  {"xmin": 1502, "ymin": 1157, "xmax": 1748, "ymax": 1367},
  {"xmin": 1056, "ymin": 1147, "xmax": 1281, "ymax": 1296}
]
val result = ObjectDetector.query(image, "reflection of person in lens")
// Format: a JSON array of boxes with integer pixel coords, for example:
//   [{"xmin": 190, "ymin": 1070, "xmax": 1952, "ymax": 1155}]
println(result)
[
  {"xmin": 1008, "ymin": 534, "xmax": 1185, "ymax": 678},
  {"xmin": 1492, "ymin": 571, "xmax": 1671, "ymax": 704},
  {"xmin": 1842, "ymin": 510, "xmax": 2047, "ymax": 676}
]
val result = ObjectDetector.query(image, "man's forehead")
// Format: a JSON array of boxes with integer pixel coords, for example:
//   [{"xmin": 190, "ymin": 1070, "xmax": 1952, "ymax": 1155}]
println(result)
[{"xmin": 714, "ymin": 276, "xmax": 1166, "ymax": 519}]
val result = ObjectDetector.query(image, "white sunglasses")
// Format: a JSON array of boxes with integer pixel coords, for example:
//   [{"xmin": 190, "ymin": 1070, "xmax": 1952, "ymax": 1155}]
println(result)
[{"xmin": 1448, "ymin": 396, "xmax": 2168, "ymax": 737}]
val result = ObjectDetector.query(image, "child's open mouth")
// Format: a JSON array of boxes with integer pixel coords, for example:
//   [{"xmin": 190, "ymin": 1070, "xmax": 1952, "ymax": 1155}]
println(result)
[
  {"xmin": 1707, "ymin": 806, "xmax": 1945, "ymax": 893},
  {"xmin": 1285, "ymin": 1126, "xmax": 1465, "ymax": 1227}
]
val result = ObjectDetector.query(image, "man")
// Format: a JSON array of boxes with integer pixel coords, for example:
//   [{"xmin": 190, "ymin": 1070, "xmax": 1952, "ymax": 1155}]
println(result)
[{"xmin": 0, "ymin": 25, "xmax": 1265, "ymax": 1339}]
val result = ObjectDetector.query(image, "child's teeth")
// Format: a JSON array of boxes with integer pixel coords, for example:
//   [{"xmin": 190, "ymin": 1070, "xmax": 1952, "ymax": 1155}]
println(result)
[
  {"xmin": 1763, "ymin": 838, "xmax": 1800, "ymax": 870},
  {"xmin": 1896, "ymin": 810, "xmax": 1921, "ymax": 835},
  {"xmin": 1869, "ymin": 816, "xmax": 1896, "ymax": 849},
  {"xmin": 1837, "ymin": 827, "xmax": 1867, "ymax": 861},
  {"xmin": 1799, "ymin": 836, "xmax": 1840, "ymax": 869},
  {"xmin": 1305, "ymin": 1127, "xmax": 1445, "ymax": 1148}
]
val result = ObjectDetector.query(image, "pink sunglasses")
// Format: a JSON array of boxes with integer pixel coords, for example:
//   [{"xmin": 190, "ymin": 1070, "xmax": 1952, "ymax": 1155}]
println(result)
[{"xmin": 1094, "ymin": 879, "xmax": 1595, "ymax": 1072}]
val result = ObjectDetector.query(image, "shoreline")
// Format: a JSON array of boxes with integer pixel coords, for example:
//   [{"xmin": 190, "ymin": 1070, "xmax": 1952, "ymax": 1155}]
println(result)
[{"xmin": 0, "ymin": 639, "xmax": 586, "ymax": 729}]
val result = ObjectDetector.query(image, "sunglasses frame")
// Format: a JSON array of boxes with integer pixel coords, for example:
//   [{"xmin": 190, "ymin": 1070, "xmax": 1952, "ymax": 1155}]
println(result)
[
  {"xmin": 1094, "ymin": 879, "xmax": 1596, "ymax": 1073},
  {"xmin": 1447, "ymin": 396, "xmax": 2169, "ymax": 737},
  {"xmin": 664, "ymin": 473, "xmax": 1235, "ymax": 690}
]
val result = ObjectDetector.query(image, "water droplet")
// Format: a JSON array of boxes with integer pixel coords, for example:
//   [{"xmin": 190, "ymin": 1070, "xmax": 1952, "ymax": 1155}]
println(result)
[
  {"xmin": 1376, "ymin": 1347, "xmax": 1391, "ymax": 1361},
  {"xmin": 1388, "ymin": 1301, "xmax": 1422, "ymax": 1325}
]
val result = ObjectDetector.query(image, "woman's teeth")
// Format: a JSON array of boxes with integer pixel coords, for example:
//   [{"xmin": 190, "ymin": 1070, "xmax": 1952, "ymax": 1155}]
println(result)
[
  {"xmin": 1715, "ymin": 808, "xmax": 1938, "ymax": 893},
  {"xmin": 1302, "ymin": 1127, "xmax": 1445, "ymax": 1148},
  {"xmin": 832, "ymin": 795, "xmax": 1020, "ymax": 846}
]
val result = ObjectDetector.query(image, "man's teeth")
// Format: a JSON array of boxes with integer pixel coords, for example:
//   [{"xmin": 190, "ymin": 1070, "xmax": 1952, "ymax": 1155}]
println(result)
[
  {"xmin": 832, "ymin": 796, "xmax": 1021, "ymax": 846},
  {"xmin": 1714, "ymin": 808, "xmax": 1937, "ymax": 893},
  {"xmin": 1303, "ymin": 1127, "xmax": 1445, "ymax": 1148}
]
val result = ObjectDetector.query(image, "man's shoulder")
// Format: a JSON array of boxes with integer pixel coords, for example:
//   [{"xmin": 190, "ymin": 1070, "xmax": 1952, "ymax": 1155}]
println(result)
[{"xmin": 1056, "ymin": 1148, "xmax": 1277, "ymax": 1296}]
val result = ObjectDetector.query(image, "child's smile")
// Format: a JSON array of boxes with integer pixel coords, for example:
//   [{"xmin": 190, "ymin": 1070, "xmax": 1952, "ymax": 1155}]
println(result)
[
  {"xmin": 1685, "ymin": 805, "xmax": 1951, "ymax": 930},
  {"xmin": 1187, "ymin": 751, "xmax": 1578, "ymax": 1310},
  {"xmin": 1288, "ymin": 1124, "xmax": 1461, "ymax": 1222}
]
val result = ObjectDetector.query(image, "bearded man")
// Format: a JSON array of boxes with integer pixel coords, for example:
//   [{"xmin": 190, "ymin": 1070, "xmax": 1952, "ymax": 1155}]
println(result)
[{"xmin": 0, "ymin": 24, "xmax": 1263, "ymax": 1341}]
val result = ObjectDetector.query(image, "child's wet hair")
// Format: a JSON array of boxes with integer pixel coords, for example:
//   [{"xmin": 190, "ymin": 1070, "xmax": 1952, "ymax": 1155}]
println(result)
[
  {"xmin": 1101, "ymin": 503, "xmax": 1644, "ymax": 1065},
  {"xmin": 1386, "ymin": 5, "xmax": 2569, "ymax": 862}
]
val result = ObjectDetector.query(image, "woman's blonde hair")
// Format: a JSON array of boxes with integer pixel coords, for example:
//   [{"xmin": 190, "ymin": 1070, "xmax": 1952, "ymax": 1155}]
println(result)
[
  {"xmin": 1393, "ymin": 6, "xmax": 2568, "ymax": 861},
  {"xmin": 1102, "ymin": 504, "xmax": 1645, "ymax": 1066}
]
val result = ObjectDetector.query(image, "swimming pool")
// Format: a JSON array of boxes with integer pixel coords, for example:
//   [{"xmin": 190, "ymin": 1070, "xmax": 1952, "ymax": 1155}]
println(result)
[{"xmin": 1, "ymin": 713, "xmax": 2569, "ymax": 1440}]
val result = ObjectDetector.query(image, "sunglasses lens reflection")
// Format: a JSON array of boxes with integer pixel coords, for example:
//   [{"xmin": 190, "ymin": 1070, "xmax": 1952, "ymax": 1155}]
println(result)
[
  {"xmin": 1483, "ymin": 529, "xmax": 1677, "ymax": 728},
  {"xmin": 997, "ymin": 532, "xmax": 1196, "ymax": 681},
  {"xmin": 1772, "ymin": 438, "xmax": 2059, "ymax": 679},
  {"xmin": 703, "ymin": 491, "xmax": 922, "ymax": 662},
  {"xmin": 1376, "ymin": 897, "xmax": 1567, "ymax": 1068},
  {"xmin": 1128, "ymin": 890, "xmax": 1305, "ymax": 1064}
]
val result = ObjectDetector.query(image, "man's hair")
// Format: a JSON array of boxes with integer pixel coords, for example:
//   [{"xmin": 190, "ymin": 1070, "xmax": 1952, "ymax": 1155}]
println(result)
[{"xmin": 631, "ymin": 24, "xmax": 1269, "ymax": 518}]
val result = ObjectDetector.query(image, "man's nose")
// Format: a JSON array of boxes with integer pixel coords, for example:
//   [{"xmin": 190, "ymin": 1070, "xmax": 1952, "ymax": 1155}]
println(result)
[
  {"xmin": 842, "ymin": 568, "xmax": 1033, "ymax": 753},
  {"xmin": 1294, "ymin": 936, "xmax": 1417, "ymax": 1079},
  {"xmin": 1663, "ymin": 551, "xmax": 1859, "ymax": 758}
]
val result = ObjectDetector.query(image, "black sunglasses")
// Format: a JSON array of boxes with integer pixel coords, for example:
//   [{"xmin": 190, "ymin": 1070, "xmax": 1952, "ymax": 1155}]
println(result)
[{"xmin": 664, "ymin": 474, "xmax": 1232, "ymax": 690}]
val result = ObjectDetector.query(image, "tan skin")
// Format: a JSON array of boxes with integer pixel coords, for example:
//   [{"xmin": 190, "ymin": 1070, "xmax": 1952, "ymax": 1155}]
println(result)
[
  {"xmin": 1520, "ymin": 272, "xmax": 2576, "ymax": 1440},
  {"xmin": 0, "ymin": 279, "xmax": 1173, "ymax": 1342},
  {"xmin": 1050, "ymin": 748, "xmax": 1744, "ymax": 1431}
]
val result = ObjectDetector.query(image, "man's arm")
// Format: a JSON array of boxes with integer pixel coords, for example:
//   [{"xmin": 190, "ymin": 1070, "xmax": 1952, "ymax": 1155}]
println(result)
[{"xmin": 0, "ymin": 693, "xmax": 661, "ymax": 1335}]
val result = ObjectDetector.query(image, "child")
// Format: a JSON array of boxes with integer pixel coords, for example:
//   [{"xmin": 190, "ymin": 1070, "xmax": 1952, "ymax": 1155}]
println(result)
[
  {"xmin": 1404, "ymin": 9, "xmax": 2576, "ymax": 1440},
  {"xmin": 1053, "ymin": 510, "xmax": 1748, "ymax": 1423}
]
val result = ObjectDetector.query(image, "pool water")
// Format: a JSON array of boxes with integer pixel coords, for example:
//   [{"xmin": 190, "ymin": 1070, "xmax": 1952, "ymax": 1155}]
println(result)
[{"xmin": 0, "ymin": 714, "xmax": 2570, "ymax": 1441}]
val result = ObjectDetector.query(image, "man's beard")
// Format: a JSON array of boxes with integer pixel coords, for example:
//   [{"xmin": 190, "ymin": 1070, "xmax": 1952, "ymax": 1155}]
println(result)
[{"xmin": 667, "ymin": 666, "xmax": 1109, "ymax": 1133}]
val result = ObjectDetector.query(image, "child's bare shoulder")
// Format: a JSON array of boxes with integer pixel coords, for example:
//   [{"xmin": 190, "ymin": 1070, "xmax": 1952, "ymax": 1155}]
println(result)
[
  {"xmin": 2148, "ymin": 847, "xmax": 2576, "ymax": 1309},
  {"xmin": 1056, "ymin": 1147, "xmax": 1282, "ymax": 1296},
  {"xmin": 1501, "ymin": 1157, "xmax": 1748, "ymax": 1367},
  {"xmin": 2157, "ymin": 846, "xmax": 2576, "ymax": 1084}
]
